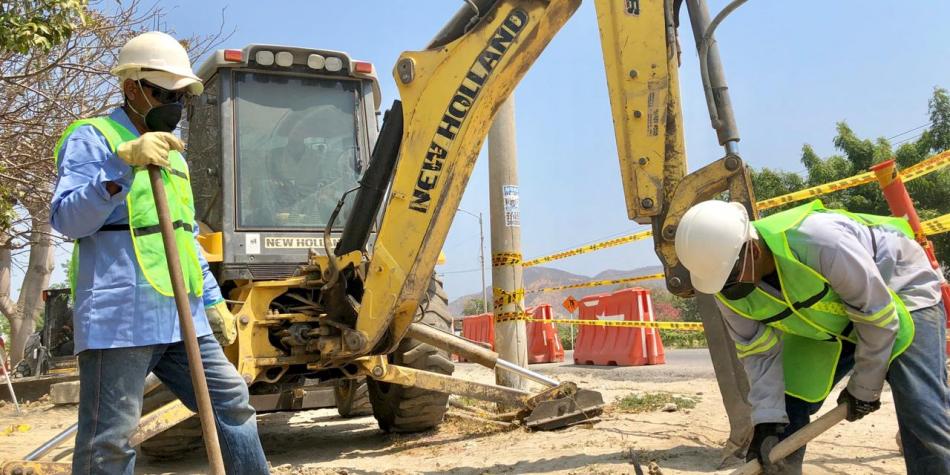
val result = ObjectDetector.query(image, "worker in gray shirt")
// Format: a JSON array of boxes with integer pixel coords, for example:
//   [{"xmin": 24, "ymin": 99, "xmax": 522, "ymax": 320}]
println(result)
[{"xmin": 675, "ymin": 199, "xmax": 950, "ymax": 475}]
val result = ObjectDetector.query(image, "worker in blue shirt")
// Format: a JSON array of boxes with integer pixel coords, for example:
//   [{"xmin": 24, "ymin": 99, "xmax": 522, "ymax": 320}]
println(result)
[{"xmin": 49, "ymin": 32, "xmax": 267, "ymax": 474}]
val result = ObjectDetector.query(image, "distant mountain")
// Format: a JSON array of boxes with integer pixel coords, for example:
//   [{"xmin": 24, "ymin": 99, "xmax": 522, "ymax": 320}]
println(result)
[{"xmin": 447, "ymin": 265, "xmax": 664, "ymax": 316}]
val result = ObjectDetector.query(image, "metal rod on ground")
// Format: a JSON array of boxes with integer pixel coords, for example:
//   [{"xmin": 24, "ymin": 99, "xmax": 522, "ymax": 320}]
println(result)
[
  {"xmin": 488, "ymin": 95, "xmax": 528, "ymax": 391},
  {"xmin": 406, "ymin": 322, "xmax": 558, "ymax": 388},
  {"xmin": 0, "ymin": 351, "xmax": 20, "ymax": 415},
  {"xmin": 730, "ymin": 404, "xmax": 848, "ymax": 475},
  {"xmin": 147, "ymin": 166, "xmax": 225, "ymax": 475},
  {"xmin": 24, "ymin": 374, "xmax": 164, "ymax": 461}
]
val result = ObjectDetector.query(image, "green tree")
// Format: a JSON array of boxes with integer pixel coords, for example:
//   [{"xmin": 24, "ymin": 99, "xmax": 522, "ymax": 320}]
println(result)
[
  {"xmin": 0, "ymin": 0, "xmax": 88, "ymax": 54},
  {"xmin": 752, "ymin": 87, "xmax": 950, "ymax": 275},
  {"xmin": 462, "ymin": 298, "xmax": 486, "ymax": 316}
]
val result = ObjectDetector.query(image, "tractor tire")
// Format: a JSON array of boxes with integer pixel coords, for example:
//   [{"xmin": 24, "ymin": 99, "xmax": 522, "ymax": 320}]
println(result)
[
  {"xmin": 138, "ymin": 387, "xmax": 204, "ymax": 459},
  {"xmin": 334, "ymin": 378, "xmax": 373, "ymax": 418},
  {"xmin": 367, "ymin": 277, "xmax": 455, "ymax": 433}
]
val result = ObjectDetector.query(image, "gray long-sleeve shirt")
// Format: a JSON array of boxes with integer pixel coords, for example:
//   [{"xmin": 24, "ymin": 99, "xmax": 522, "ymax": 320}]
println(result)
[{"xmin": 718, "ymin": 212, "xmax": 943, "ymax": 425}]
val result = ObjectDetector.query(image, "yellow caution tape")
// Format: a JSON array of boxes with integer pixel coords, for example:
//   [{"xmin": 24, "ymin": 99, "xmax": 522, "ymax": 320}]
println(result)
[
  {"xmin": 492, "ymin": 252, "xmax": 522, "ymax": 267},
  {"xmin": 522, "ymin": 230, "xmax": 653, "ymax": 268},
  {"xmin": 921, "ymin": 212, "xmax": 950, "ymax": 236},
  {"xmin": 519, "ymin": 150, "xmax": 950, "ymax": 267},
  {"xmin": 526, "ymin": 273, "xmax": 665, "ymax": 294},
  {"xmin": 757, "ymin": 150, "xmax": 950, "ymax": 211},
  {"xmin": 755, "ymin": 172, "xmax": 877, "ymax": 211},
  {"xmin": 493, "ymin": 287, "xmax": 524, "ymax": 308},
  {"xmin": 534, "ymin": 318, "xmax": 704, "ymax": 331},
  {"xmin": 494, "ymin": 311, "xmax": 532, "ymax": 323},
  {"xmin": 900, "ymin": 150, "xmax": 950, "ymax": 182}
]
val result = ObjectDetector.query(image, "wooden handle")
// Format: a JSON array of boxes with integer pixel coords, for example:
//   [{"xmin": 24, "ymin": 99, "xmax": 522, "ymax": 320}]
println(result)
[
  {"xmin": 148, "ymin": 166, "xmax": 226, "ymax": 475},
  {"xmin": 731, "ymin": 403, "xmax": 848, "ymax": 475}
]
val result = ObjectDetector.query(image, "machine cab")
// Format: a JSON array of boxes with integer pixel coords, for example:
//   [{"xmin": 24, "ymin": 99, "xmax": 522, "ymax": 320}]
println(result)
[{"xmin": 188, "ymin": 45, "xmax": 381, "ymax": 281}]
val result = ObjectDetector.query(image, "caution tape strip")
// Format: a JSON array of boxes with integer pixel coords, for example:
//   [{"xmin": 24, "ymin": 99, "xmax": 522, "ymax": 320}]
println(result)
[
  {"xmin": 492, "ymin": 287, "xmax": 524, "ymax": 309},
  {"xmin": 492, "ymin": 252, "xmax": 522, "ymax": 267},
  {"xmin": 522, "ymin": 230, "xmax": 654, "ymax": 268},
  {"xmin": 900, "ymin": 150, "xmax": 950, "ymax": 182},
  {"xmin": 755, "ymin": 172, "xmax": 877, "ymax": 211},
  {"xmin": 525, "ymin": 273, "xmax": 666, "ymax": 294},
  {"xmin": 518, "ymin": 150, "xmax": 950, "ymax": 266},
  {"xmin": 494, "ymin": 311, "xmax": 532, "ymax": 323},
  {"xmin": 921, "ymin": 213, "xmax": 950, "ymax": 236},
  {"xmin": 533, "ymin": 318, "xmax": 705, "ymax": 331},
  {"xmin": 757, "ymin": 150, "xmax": 950, "ymax": 211}
]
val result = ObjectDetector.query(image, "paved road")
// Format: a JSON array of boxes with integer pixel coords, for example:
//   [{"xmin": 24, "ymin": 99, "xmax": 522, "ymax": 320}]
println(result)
[{"xmin": 499, "ymin": 348, "xmax": 717, "ymax": 382}]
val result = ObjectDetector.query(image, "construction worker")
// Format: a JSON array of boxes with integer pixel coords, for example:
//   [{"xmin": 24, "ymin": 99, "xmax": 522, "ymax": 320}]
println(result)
[
  {"xmin": 675, "ymin": 199, "xmax": 950, "ymax": 474},
  {"xmin": 49, "ymin": 32, "xmax": 267, "ymax": 474}
]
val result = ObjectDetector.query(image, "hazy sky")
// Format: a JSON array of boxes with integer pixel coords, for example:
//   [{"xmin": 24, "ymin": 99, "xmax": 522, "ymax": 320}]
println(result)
[{"xmin": 29, "ymin": 1, "xmax": 950, "ymax": 301}]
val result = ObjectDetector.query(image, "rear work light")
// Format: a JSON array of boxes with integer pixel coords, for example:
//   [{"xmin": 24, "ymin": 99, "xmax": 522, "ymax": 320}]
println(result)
[
  {"xmin": 255, "ymin": 50, "xmax": 274, "ymax": 66},
  {"xmin": 275, "ymin": 51, "xmax": 294, "ymax": 67},
  {"xmin": 353, "ymin": 61, "xmax": 373, "ymax": 74},
  {"xmin": 325, "ymin": 56, "xmax": 343, "ymax": 72},
  {"xmin": 223, "ymin": 49, "xmax": 243, "ymax": 62}
]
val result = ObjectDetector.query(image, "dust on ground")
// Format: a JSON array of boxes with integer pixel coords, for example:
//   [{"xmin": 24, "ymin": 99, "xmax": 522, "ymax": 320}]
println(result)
[{"xmin": 0, "ymin": 350, "xmax": 906, "ymax": 474}]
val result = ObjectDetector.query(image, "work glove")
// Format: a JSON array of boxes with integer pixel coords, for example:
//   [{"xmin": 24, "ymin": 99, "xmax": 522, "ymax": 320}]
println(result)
[
  {"xmin": 747, "ymin": 422, "xmax": 786, "ymax": 474},
  {"xmin": 115, "ymin": 132, "xmax": 183, "ymax": 169},
  {"xmin": 837, "ymin": 388, "xmax": 881, "ymax": 422},
  {"xmin": 206, "ymin": 301, "xmax": 237, "ymax": 347}
]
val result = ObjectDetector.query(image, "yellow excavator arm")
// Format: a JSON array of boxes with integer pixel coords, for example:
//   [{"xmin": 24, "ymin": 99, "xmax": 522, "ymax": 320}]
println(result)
[
  {"xmin": 333, "ymin": 0, "xmax": 755, "ymax": 356},
  {"xmin": 329, "ymin": 0, "xmax": 755, "ymax": 453}
]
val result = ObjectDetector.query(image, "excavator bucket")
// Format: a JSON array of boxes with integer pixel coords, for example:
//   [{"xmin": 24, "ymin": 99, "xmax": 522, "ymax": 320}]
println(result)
[{"xmin": 522, "ymin": 382, "xmax": 605, "ymax": 430}]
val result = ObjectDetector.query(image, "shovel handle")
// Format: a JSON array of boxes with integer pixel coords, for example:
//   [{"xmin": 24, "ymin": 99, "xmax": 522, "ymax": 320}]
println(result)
[
  {"xmin": 148, "ymin": 166, "xmax": 226, "ymax": 475},
  {"xmin": 731, "ymin": 403, "xmax": 848, "ymax": 475}
]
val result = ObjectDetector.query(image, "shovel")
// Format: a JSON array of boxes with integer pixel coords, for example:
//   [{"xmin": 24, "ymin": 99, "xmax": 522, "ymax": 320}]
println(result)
[
  {"xmin": 731, "ymin": 403, "xmax": 848, "ymax": 475},
  {"xmin": 148, "ymin": 166, "xmax": 225, "ymax": 474}
]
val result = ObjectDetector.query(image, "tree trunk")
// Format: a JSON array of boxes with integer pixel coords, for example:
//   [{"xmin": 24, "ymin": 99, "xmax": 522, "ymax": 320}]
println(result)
[
  {"xmin": 7, "ymin": 211, "xmax": 54, "ymax": 362},
  {"xmin": 0, "ymin": 235, "xmax": 18, "ymax": 343}
]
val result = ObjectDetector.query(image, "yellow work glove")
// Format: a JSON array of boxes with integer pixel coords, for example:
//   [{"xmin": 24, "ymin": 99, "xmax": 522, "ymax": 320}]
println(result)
[
  {"xmin": 115, "ymin": 132, "xmax": 183, "ymax": 169},
  {"xmin": 206, "ymin": 301, "xmax": 238, "ymax": 347}
]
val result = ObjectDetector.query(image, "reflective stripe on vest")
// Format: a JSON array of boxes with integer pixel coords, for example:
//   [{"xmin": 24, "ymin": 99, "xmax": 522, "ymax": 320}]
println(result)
[
  {"xmin": 716, "ymin": 200, "xmax": 915, "ymax": 402},
  {"xmin": 53, "ymin": 117, "xmax": 203, "ymax": 298}
]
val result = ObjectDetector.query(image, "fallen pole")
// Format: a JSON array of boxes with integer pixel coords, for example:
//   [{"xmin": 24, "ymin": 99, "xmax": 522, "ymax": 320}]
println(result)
[
  {"xmin": 0, "ymin": 350, "xmax": 21, "ymax": 415},
  {"xmin": 731, "ymin": 403, "xmax": 848, "ymax": 475}
]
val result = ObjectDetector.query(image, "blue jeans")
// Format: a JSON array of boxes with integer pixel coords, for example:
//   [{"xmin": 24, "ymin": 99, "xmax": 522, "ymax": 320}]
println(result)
[
  {"xmin": 784, "ymin": 304, "xmax": 950, "ymax": 474},
  {"xmin": 72, "ymin": 335, "xmax": 268, "ymax": 475}
]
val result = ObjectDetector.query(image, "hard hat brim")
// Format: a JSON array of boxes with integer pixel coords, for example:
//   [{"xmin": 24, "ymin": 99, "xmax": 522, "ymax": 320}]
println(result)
[
  {"xmin": 146, "ymin": 74, "xmax": 203, "ymax": 96},
  {"xmin": 114, "ymin": 68, "xmax": 203, "ymax": 96}
]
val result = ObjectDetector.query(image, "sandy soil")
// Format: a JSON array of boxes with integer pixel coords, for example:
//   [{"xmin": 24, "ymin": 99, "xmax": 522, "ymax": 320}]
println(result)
[{"xmin": 0, "ymin": 351, "xmax": 906, "ymax": 474}]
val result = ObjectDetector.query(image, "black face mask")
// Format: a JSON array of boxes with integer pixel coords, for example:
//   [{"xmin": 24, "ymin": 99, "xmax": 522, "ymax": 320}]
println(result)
[
  {"xmin": 144, "ymin": 102, "xmax": 183, "ymax": 133},
  {"xmin": 720, "ymin": 281, "xmax": 757, "ymax": 300},
  {"xmin": 128, "ymin": 81, "xmax": 184, "ymax": 133}
]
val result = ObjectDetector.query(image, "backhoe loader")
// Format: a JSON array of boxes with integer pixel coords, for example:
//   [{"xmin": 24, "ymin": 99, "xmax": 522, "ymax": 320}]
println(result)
[{"xmin": 3, "ymin": 0, "xmax": 759, "ymax": 472}]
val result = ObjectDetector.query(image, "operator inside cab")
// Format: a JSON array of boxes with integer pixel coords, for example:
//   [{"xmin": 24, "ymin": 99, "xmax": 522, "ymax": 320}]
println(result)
[{"xmin": 234, "ymin": 74, "xmax": 361, "ymax": 230}]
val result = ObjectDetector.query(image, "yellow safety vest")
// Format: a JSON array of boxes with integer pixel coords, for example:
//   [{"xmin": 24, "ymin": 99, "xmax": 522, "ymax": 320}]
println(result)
[{"xmin": 54, "ymin": 117, "xmax": 203, "ymax": 298}]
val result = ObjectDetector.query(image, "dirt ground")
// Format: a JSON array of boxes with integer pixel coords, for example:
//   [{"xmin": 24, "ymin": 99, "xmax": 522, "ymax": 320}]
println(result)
[{"xmin": 0, "ymin": 350, "xmax": 906, "ymax": 474}]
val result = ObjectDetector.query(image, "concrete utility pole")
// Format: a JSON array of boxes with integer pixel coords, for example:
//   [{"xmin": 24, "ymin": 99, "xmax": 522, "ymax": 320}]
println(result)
[{"xmin": 488, "ymin": 96, "xmax": 528, "ymax": 390}]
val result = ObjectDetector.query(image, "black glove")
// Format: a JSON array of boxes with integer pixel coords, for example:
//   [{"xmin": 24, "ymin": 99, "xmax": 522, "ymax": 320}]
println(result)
[
  {"xmin": 747, "ymin": 422, "xmax": 786, "ymax": 473},
  {"xmin": 837, "ymin": 388, "xmax": 881, "ymax": 422}
]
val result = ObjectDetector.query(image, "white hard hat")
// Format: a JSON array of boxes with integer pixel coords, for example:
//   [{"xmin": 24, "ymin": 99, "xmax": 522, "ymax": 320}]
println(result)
[
  {"xmin": 674, "ymin": 200, "xmax": 758, "ymax": 294},
  {"xmin": 111, "ymin": 31, "xmax": 203, "ymax": 95}
]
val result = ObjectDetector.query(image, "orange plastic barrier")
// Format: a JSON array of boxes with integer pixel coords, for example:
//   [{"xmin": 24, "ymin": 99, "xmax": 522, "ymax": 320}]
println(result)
[
  {"xmin": 459, "ymin": 306, "xmax": 565, "ymax": 364},
  {"xmin": 460, "ymin": 312, "xmax": 495, "ymax": 355},
  {"xmin": 573, "ymin": 288, "xmax": 666, "ymax": 366},
  {"xmin": 525, "ymin": 304, "xmax": 565, "ymax": 364}
]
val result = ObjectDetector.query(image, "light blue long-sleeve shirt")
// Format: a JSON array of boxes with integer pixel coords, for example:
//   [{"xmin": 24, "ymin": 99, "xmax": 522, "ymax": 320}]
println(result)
[{"xmin": 50, "ymin": 108, "xmax": 223, "ymax": 353}]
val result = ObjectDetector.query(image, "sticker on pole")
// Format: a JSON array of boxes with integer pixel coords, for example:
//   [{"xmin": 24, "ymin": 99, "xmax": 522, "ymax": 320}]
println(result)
[
  {"xmin": 562, "ymin": 295, "xmax": 578, "ymax": 314},
  {"xmin": 503, "ymin": 185, "xmax": 520, "ymax": 227}
]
